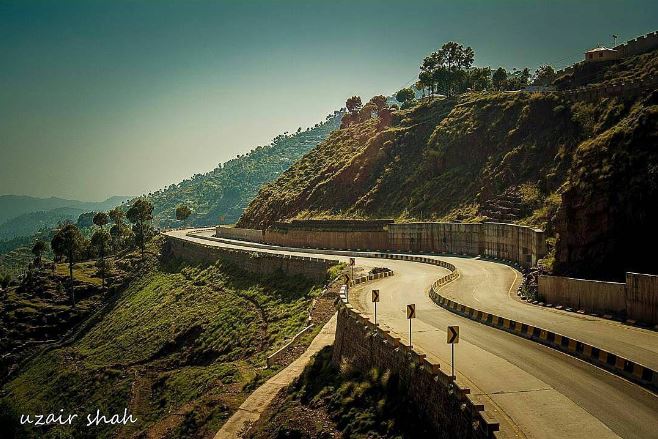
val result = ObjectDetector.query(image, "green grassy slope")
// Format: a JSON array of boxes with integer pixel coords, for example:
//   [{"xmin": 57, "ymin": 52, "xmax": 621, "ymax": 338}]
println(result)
[{"xmin": 1, "ymin": 252, "xmax": 324, "ymax": 438}]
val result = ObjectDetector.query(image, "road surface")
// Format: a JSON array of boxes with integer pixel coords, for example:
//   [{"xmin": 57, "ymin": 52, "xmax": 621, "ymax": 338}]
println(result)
[{"xmin": 166, "ymin": 229, "xmax": 658, "ymax": 438}]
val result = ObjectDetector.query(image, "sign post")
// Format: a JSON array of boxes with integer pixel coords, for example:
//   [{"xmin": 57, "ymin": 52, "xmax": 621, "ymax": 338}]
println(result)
[
  {"xmin": 406, "ymin": 304, "xmax": 416, "ymax": 347},
  {"xmin": 447, "ymin": 325, "xmax": 459, "ymax": 378},
  {"xmin": 371, "ymin": 289, "xmax": 380, "ymax": 326},
  {"xmin": 349, "ymin": 257, "xmax": 355, "ymax": 282},
  {"xmin": 344, "ymin": 274, "xmax": 350, "ymax": 301}
]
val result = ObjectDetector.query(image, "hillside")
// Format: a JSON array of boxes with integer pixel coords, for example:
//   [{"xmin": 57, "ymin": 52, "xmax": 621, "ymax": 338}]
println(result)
[
  {"xmin": 237, "ymin": 91, "xmax": 590, "ymax": 229},
  {"xmin": 0, "ymin": 238, "xmax": 330, "ymax": 438},
  {"xmin": 0, "ymin": 113, "xmax": 342, "ymax": 277},
  {"xmin": 239, "ymin": 51, "xmax": 658, "ymax": 280},
  {"xmin": 144, "ymin": 111, "xmax": 343, "ymax": 228}
]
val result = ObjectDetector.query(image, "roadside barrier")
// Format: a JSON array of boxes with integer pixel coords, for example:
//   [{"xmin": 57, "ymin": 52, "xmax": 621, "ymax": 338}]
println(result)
[
  {"xmin": 181, "ymin": 231, "xmax": 657, "ymax": 393},
  {"xmin": 337, "ymin": 286, "xmax": 499, "ymax": 438},
  {"xmin": 370, "ymin": 248, "xmax": 658, "ymax": 393},
  {"xmin": 347, "ymin": 269, "xmax": 394, "ymax": 286},
  {"xmin": 430, "ymin": 293, "xmax": 658, "ymax": 392}
]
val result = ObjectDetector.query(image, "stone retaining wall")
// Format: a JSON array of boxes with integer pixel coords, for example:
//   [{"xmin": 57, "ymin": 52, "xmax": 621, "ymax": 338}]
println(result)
[
  {"xmin": 165, "ymin": 235, "xmax": 337, "ymax": 282},
  {"xmin": 333, "ymin": 301, "xmax": 498, "ymax": 438}
]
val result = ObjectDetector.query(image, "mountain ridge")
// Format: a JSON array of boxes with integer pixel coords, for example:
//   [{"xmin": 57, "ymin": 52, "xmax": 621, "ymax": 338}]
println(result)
[
  {"xmin": 0, "ymin": 195, "xmax": 129, "ymax": 226},
  {"xmin": 238, "ymin": 49, "xmax": 658, "ymax": 280}
]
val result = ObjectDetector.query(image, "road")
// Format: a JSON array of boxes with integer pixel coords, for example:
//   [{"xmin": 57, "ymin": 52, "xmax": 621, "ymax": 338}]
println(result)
[
  {"xmin": 166, "ymin": 229, "xmax": 658, "ymax": 438},
  {"xmin": 435, "ymin": 256, "xmax": 658, "ymax": 371}
]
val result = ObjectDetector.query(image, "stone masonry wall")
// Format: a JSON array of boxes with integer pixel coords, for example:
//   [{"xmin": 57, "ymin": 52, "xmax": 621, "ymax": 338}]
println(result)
[
  {"xmin": 332, "ymin": 305, "xmax": 498, "ymax": 438},
  {"xmin": 165, "ymin": 235, "xmax": 337, "ymax": 282}
]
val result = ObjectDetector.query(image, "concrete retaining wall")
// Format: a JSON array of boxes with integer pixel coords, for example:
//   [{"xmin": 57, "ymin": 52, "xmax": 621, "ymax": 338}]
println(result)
[
  {"xmin": 219, "ymin": 220, "xmax": 546, "ymax": 268},
  {"xmin": 264, "ymin": 228, "xmax": 390, "ymax": 251},
  {"xmin": 333, "ymin": 302, "xmax": 498, "ymax": 438},
  {"xmin": 388, "ymin": 222, "xmax": 545, "ymax": 267},
  {"xmin": 215, "ymin": 226, "xmax": 264, "ymax": 243},
  {"xmin": 538, "ymin": 276, "xmax": 626, "ymax": 315},
  {"xmin": 165, "ymin": 235, "xmax": 337, "ymax": 282},
  {"xmin": 264, "ymin": 219, "xmax": 391, "ymax": 251},
  {"xmin": 625, "ymin": 273, "xmax": 658, "ymax": 324},
  {"xmin": 539, "ymin": 273, "xmax": 658, "ymax": 325}
]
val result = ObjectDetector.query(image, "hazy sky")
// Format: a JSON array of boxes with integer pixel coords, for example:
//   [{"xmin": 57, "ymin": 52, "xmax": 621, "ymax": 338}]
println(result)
[{"xmin": 2, "ymin": 0, "xmax": 657, "ymax": 201}]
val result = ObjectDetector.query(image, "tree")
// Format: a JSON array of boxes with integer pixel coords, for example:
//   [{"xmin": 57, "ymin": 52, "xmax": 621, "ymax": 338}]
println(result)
[
  {"xmin": 176, "ymin": 205, "xmax": 192, "ymax": 222},
  {"xmin": 520, "ymin": 67, "xmax": 531, "ymax": 86},
  {"xmin": 77, "ymin": 212, "xmax": 96, "ymax": 228},
  {"xmin": 91, "ymin": 229, "xmax": 111, "ymax": 289},
  {"xmin": 418, "ymin": 42, "xmax": 475, "ymax": 97},
  {"xmin": 108, "ymin": 207, "xmax": 125, "ymax": 226},
  {"xmin": 92, "ymin": 211, "xmax": 110, "ymax": 289},
  {"xmin": 358, "ymin": 102, "xmax": 378, "ymax": 122},
  {"xmin": 51, "ymin": 224, "xmax": 84, "ymax": 306},
  {"xmin": 533, "ymin": 64, "xmax": 556, "ymax": 86},
  {"xmin": 108, "ymin": 207, "xmax": 127, "ymax": 253},
  {"xmin": 505, "ymin": 67, "xmax": 531, "ymax": 90},
  {"xmin": 419, "ymin": 52, "xmax": 440, "ymax": 96},
  {"xmin": 368, "ymin": 95, "xmax": 387, "ymax": 111},
  {"xmin": 395, "ymin": 88, "xmax": 416, "ymax": 107},
  {"xmin": 345, "ymin": 96, "xmax": 362, "ymax": 113},
  {"xmin": 126, "ymin": 199, "xmax": 154, "ymax": 261},
  {"xmin": 492, "ymin": 67, "xmax": 508, "ymax": 90},
  {"xmin": 465, "ymin": 67, "xmax": 492, "ymax": 91},
  {"xmin": 31, "ymin": 240, "xmax": 47, "ymax": 267},
  {"xmin": 93, "ymin": 211, "xmax": 109, "ymax": 228}
]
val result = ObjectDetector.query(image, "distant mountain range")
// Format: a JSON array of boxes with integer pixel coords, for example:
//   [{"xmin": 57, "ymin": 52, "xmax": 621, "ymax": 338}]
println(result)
[
  {"xmin": 0, "ymin": 195, "xmax": 129, "ymax": 240},
  {"xmin": 0, "ymin": 109, "xmax": 343, "ymax": 257}
]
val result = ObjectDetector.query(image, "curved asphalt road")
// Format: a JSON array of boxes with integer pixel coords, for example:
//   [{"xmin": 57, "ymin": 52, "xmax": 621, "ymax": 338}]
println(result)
[
  {"xmin": 166, "ymin": 229, "xmax": 658, "ymax": 439},
  {"xmin": 436, "ymin": 256, "xmax": 658, "ymax": 371}
]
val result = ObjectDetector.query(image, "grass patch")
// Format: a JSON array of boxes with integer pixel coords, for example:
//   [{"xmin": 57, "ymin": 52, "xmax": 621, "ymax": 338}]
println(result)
[{"xmin": 1, "ymin": 252, "xmax": 322, "ymax": 438}]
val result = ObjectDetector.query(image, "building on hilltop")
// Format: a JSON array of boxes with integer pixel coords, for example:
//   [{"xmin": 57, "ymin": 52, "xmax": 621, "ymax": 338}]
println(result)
[{"xmin": 584, "ymin": 46, "xmax": 620, "ymax": 62}]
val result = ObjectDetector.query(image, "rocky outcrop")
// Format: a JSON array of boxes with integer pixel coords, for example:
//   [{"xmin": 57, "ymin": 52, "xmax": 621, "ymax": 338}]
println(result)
[{"xmin": 554, "ymin": 91, "xmax": 658, "ymax": 280}]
